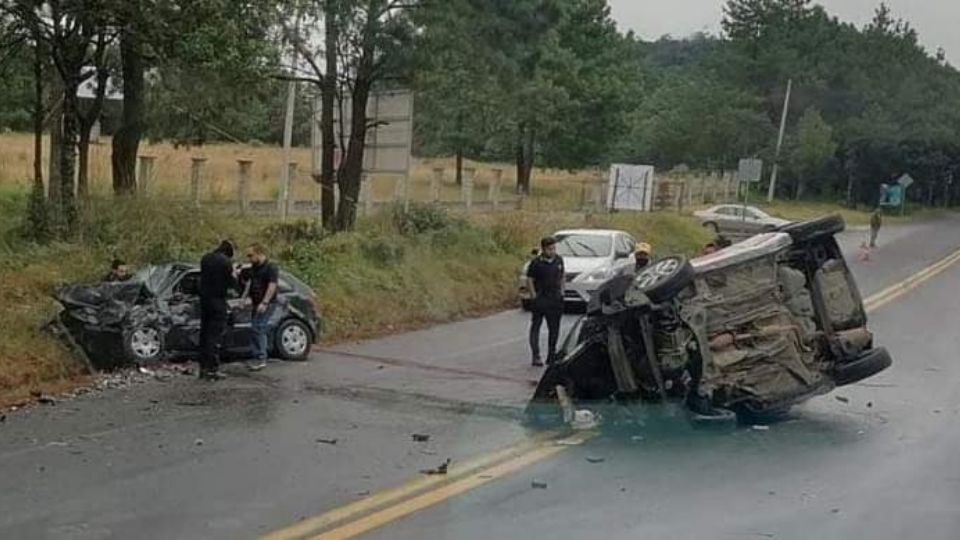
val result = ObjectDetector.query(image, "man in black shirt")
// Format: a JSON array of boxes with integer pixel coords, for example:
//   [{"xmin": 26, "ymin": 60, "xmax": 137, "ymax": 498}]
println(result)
[
  {"xmin": 103, "ymin": 258, "xmax": 131, "ymax": 282},
  {"xmin": 199, "ymin": 240, "xmax": 237, "ymax": 380},
  {"xmin": 526, "ymin": 236, "xmax": 565, "ymax": 366},
  {"xmin": 242, "ymin": 243, "xmax": 279, "ymax": 371}
]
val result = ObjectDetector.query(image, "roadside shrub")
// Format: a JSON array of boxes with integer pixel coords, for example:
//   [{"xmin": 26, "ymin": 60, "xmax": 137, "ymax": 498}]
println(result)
[
  {"xmin": 263, "ymin": 219, "xmax": 327, "ymax": 244},
  {"xmin": 392, "ymin": 203, "xmax": 457, "ymax": 235},
  {"xmin": 360, "ymin": 235, "xmax": 405, "ymax": 267}
]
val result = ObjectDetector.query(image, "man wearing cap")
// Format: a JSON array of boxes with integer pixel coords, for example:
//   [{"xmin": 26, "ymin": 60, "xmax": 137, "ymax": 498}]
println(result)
[
  {"xmin": 199, "ymin": 240, "xmax": 238, "ymax": 380},
  {"xmin": 526, "ymin": 236, "xmax": 565, "ymax": 367},
  {"xmin": 634, "ymin": 242, "xmax": 653, "ymax": 273}
]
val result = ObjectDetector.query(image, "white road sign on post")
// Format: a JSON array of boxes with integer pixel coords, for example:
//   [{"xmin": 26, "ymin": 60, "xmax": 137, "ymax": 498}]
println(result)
[
  {"xmin": 324, "ymin": 89, "xmax": 415, "ymax": 210},
  {"xmin": 738, "ymin": 158, "xmax": 763, "ymax": 184},
  {"xmin": 607, "ymin": 164, "xmax": 655, "ymax": 212}
]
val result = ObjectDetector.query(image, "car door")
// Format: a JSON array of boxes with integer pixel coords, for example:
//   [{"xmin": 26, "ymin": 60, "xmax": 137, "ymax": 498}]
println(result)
[
  {"xmin": 165, "ymin": 271, "xmax": 202, "ymax": 354},
  {"xmin": 741, "ymin": 208, "xmax": 769, "ymax": 233},
  {"xmin": 225, "ymin": 287, "xmax": 255, "ymax": 357}
]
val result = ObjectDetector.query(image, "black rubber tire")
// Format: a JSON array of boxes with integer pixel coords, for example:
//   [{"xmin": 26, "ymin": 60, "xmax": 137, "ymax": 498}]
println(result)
[
  {"xmin": 779, "ymin": 214, "xmax": 845, "ymax": 243},
  {"xmin": 634, "ymin": 256, "xmax": 695, "ymax": 303},
  {"xmin": 122, "ymin": 325, "xmax": 165, "ymax": 366},
  {"xmin": 703, "ymin": 221, "xmax": 720, "ymax": 234},
  {"xmin": 833, "ymin": 347, "xmax": 892, "ymax": 386},
  {"xmin": 274, "ymin": 318, "xmax": 313, "ymax": 361},
  {"xmin": 689, "ymin": 407, "xmax": 738, "ymax": 430}
]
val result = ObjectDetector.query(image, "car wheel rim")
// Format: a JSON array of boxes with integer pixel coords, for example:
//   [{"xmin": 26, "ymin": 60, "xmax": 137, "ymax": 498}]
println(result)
[
  {"xmin": 131, "ymin": 328, "xmax": 161, "ymax": 360},
  {"xmin": 281, "ymin": 324, "xmax": 308, "ymax": 356},
  {"xmin": 636, "ymin": 258, "xmax": 679, "ymax": 289}
]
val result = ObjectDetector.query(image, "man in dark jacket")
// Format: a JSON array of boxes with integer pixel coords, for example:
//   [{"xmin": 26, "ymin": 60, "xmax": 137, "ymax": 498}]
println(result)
[
  {"xmin": 199, "ymin": 240, "xmax": 237, "ymax": 380},
  {"xmin": 527, "ymin": 236, "xmax": 565, "ymax": 367}
]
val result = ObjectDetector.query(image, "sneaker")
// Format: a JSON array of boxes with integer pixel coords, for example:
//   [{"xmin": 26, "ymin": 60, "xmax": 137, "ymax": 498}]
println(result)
[
  {"xmin": 199, "ymin": 370, "xmax": 227, "ymax": 381},
  {"xmin": 247, "ymin": 360, "xmax": 268, "ymax": 372}
]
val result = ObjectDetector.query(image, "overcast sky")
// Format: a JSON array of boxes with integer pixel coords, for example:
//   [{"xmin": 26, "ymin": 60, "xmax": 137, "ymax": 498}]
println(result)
[{"xmin": 609, "ymin": 0, "xmax": 958, "ymax": 65}]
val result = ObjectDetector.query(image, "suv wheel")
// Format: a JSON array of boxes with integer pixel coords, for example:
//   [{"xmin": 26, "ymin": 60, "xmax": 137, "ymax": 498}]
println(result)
[{"xmin": 634, "ymin": 256, "xmax": 695, "ymax": 303}]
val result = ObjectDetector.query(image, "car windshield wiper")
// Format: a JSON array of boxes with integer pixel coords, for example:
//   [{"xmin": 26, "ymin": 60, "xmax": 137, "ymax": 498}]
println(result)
[{"xmin": 572, "ymin": 240, "xmax": 601, "ymax": 257}]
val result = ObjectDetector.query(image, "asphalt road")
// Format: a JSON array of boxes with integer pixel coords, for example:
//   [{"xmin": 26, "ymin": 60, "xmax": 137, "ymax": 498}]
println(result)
[{"xmin": 2, "ymin": 215, "xmax": 960, "ymax": 540}]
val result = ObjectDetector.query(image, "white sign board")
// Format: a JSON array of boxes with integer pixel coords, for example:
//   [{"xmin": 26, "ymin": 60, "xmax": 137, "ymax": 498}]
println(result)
[
  {"xmin": 738, "ymin": 158, "xmax": 763, "ymax": 184},
  {"xmin": 897, "ymin": 174, "xmax": 914, "ymax": 188},
  {"xmin": 323, "ymin": 89, "xmax": 414, "ymax": 176},
  {"xmin": 607, "ymin": 164, "xmax": 655, "ymax": 212}
]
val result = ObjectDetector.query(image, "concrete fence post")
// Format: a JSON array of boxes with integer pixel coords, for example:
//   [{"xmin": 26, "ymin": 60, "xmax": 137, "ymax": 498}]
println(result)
[
  {"xmin": 489, "ymin": 168, "xmax": 502, "ymax": 210},
  {"xmin": 431, "ymin": 167, "xmax": 443, "ymax": 203},
  {"xmin": 361, "ymin": 174, "xmax": 372, "ymax": 216},
  {"xmin": 462, "ymin": 167, "xmax": 475, "ymax": 211},
  {"xmin": 138, "ymin": 155, "xmax": 155, "ymax": 196},
  {"xmin": 393, "ymin": 176, "xmax": 404, "ymax": 203},
  {"xmin": 724, "ymin": 173, "xmax": 733, "ymax": 202},
  {"xmin": 190, "ymin": 157, "xmax": 207, "ymax": 207},
  {"xmin": 282, "ymin": 162, "xmax": 297, "ymax": 219},
  {"xmin": 237, "ymin": 159, "xmax": 253, "ymax": 215}
]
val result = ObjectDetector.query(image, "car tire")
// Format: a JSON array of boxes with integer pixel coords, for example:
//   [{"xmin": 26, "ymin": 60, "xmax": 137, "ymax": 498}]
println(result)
[
  {"xmin": 689, "ymin": 407, "xmax": 738, "ymax": 430},
  {"xmin": 633, "ymin": 256, "xmax": 695, "ymax": 303},
  {"xmin": 275, "ymin": 318, "xmax": 312, "ymax": 361},
  {"xmin": 703, "ymin": 221, "xmax": 719, "ymax": 234},
  {"xmin": 779, "ymin": 214, "xmax": 845, "ymax": 242},
  {"xmin": 122, "ymin": 325, "xmax": 165, "ymax": 366},
  {"xmin": 833, "ymin": 347, "xmax": 892, "ymax": 386}
]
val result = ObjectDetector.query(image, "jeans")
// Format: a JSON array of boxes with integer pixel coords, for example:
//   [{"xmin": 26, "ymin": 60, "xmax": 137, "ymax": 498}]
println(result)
[
  {"xmin": 870, "ymin": 227, "xmax": 880, "ymax": 248},
  {"xmin": 251, "ymin": 305, "xmax": 273, "ymax": 361},
  {"xmin": 529, "ymin": 296, "xmax": 563, "ymax": 362},
  {"xmin": 200, "ymin": 300, "xmax": 228, "ymax": 373}
]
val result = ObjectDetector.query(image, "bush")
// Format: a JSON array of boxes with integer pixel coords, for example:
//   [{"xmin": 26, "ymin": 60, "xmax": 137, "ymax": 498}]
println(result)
[
  {"xmin": 392, "ymin": 203, "xmax": 457, "ymax": 235},
  {"xmin": 263, "ymin": 219, "xmax": 327, "ymax": 244}
]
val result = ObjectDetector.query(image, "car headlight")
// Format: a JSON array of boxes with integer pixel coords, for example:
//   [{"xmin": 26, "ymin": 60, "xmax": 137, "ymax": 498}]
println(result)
[{"xmin": 583, "ymin": 268, "xmax": 614, "ymax": 282}]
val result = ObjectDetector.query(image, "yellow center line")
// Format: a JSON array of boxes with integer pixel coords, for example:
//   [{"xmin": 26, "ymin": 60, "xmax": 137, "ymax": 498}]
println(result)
[
  {"xmin": 261, "ymin": 429, "xmax": 567, "ymax": 540},
  {"xmin": 864, "ymin": 247, "xmax": 960, "ymax": 313},
  {"xmin": 311, "ymin": 431, "xmax": 595, "ymax": 540}
]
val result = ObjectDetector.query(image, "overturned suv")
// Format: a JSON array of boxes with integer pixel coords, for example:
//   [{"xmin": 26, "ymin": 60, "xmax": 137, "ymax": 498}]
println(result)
[{"xmin": 529, "ymin": 215, "xmax": 892, "ymax": 422}]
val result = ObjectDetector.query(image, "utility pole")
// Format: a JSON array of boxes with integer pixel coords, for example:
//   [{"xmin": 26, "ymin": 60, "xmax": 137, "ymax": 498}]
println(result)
[
  {"xmin": 767, "ymin": 78, "xmax": 793, "ymax": 202},
  {"xmin": 279, "ymin": 5, "xmax": 302, "ymax": 221}
]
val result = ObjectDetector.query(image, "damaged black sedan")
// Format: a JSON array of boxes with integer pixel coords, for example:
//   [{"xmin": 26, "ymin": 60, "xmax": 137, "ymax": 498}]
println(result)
[
  {"xmin": 55, "ymin": 263, "xmax": 321, "ymax": 369},
  {"xmin": 529, "ymin": 215, "xmax": 892, "ymax": 423}
]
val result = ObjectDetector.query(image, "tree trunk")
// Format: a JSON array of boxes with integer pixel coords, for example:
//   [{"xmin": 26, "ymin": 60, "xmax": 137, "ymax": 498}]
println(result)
[
  {"xmin": 795, "ymin": 175, "xmax": 806, "ymax": 200},
  {"xmin": 336, "ymin": 76, "xmax": 372, "ymax": 231},
  {"xmin": 78, "ymin": 37, "xmax": 109, "ymax": 199},
  {"xmin": 48, "ymin": 91, "xmax": 63, "ymax": 205},
  {"xmin": 59, "ymin": 82, "xmax": 80, "ymax": 233},
  {"xmin": 455, "ymin": 147, "xmax": 464, "ymax": 186},
  {"xmin": 32, "ymin": 35, "xmax": 44, "ymax": 191},
  {"xmin": 320, "ymin": 1, "xmax": 338, "ymax": 229},
  {"xmin": 112, "ymin": 24, "xmax": 145, "ymax": 196}
]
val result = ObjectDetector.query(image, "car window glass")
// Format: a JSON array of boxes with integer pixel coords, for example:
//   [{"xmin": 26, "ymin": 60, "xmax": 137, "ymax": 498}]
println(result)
[{"xmin": 555, "ymin": 234, "xmax": 613, "ymax": 258}]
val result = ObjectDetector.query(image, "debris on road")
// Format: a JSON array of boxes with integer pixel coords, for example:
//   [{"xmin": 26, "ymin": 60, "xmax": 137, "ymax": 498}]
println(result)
[
  {"xmin": 316, "ymin": 438, "xmax": 338, "ymax": 445},
  {"xmin": 356, "ymin": 490, "xmax": 370, "ymax": 497},
  {"xmin": 0, "ymin": 414, "xmax": 6, "ymax": 423},
  {"xmin": 835, "ymin": 396, "xmax": 850, "ymax": 404},
  {"xmin": 420, "ymin": 458, "xmax": 451, "ymax": 475},
  {"xmin": 531, "ymin": 480, "xmax": 548, "ymax": 489},
  {"xmin": 420, "ymin": 449, "xmax": 438, "ymax": 456},
  {"xmin": 194, "ymin": 438, "xmax": 205, "ymax": 446},
  {"xmin": 412, "ymin": 433, "xmax": 430, "ymax": 442},
  {"xmin": 867, "ymin": 401, "xmax": 873, "ymax": 408},
  {"xmin": 752, "ymin": 425, "xmax": 771, "ymax": 431},
  {"xmin": 571, "ymin": 409, "xmax": 600, "ymax": 430},
  {"xmin": 630, "ymin": 435, "xmax": 645, "ymax": 442},
  {"xmin": 585, "ymin": 456, "xmax": 606, "ymax": 464}
]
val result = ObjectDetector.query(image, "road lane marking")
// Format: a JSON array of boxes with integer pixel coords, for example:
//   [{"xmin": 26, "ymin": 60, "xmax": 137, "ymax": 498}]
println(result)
[
  {"xmin": 261, "ymin": 429, "xmax": 569, "ymax": 540},
  {"xmin": 863, "ymin": 247, "xmax": 960, "ymax": 313},
  {"xmin": 310, "ymin": 431, "xmax": 595, "ymax": 540}
]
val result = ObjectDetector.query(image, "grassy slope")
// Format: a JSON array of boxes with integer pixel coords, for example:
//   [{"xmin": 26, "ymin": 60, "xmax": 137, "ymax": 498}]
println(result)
[{"xmin": 0, "ymin": 193, "xmax": 710, "ymax": 404}]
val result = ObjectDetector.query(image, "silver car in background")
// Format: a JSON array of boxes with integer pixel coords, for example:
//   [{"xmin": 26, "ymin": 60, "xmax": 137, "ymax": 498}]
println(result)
[
  {"xmin": 694, "ymin": 204, "xmax": 791, "ymax": 238},
  {"xmin": 518, "ymin": 229, "xmax": 638, "ymax": 309}
]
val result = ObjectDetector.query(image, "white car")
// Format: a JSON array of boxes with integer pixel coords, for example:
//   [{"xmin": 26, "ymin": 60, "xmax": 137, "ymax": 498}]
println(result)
[
  {"xmin": 518, "ymin": 229, "xmax": 638, "ymax": 308},
  {"xmin": 693, "ymin": 205, "xmax": 791, "ymax": 237}
]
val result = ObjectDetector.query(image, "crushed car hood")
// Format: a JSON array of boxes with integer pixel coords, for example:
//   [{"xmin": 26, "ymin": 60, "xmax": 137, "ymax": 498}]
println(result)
[{"xmin": 56, "ymin": 281, "xmax": 149, "ymax": 327}]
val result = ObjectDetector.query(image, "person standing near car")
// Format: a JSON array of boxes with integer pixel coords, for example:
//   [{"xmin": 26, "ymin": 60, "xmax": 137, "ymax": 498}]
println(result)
[
  {"xmin": 527, "ymin": 236, "xmax": 565, "ymax": 367},
  {"xmin": 103, "ymin": 258, "xmax": 131, "ymax": 282},
  {"xmin": 199, "ymin": 240, "xmax": 237, "ymax": 380},
  {"xmin": 243, "ymin": 243, "xmax": 279, "ymax": 372},
  {"xmin": 634, "ymin": 243, "xmax": 653, "ymax": 273}
]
